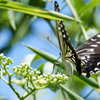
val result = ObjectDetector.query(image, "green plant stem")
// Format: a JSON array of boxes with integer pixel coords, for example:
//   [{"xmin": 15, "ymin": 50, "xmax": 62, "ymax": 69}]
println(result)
[
  {"xmin": 9, "ymin": 75, "xmax": 11, "ymax": 83},
  {"xmin": 26, "ymin": 79, "xmax": 28, "ymax": 87},
  {"xmin": 33, "ymin": 93, "xmax": 36, "ymax": 100},
  {"xmin": 27, "ymin": 86, "xmax": 33, "ymax": 91},
  {"xmin": 9, "ymin": 82, "xmax": 21, "ymax": 99},
  {"xmin": 4, "ymin": 65, "xmax": 10, "ymax": 76},
  {"xmin": 1, "ymin": 77, "xmax": 8, "ymax": 83},
  {"xmin": 11, "ymin": 71, "xmax": 17, "ymax": 76},
  {"xmin": 0, "ymin": 68, "xmax": 3, "ymax": 77},
  {"xmin": 22, "ymin": 86, "xmax": 30, "ymax": 93},
  {"xmin": 22, "ymin": 89, "xmax": 36, "ymax": 99},
  {"xmin": 65, "ymin": 0, "xmax": 88, "ymax": 40},
  {"xmin": 2, "ymin": 63, "xmax": 10, "ymax": 76},
  {"xmin": 30, "ymin": 76, "xmax": 35, "ymax": 88}
]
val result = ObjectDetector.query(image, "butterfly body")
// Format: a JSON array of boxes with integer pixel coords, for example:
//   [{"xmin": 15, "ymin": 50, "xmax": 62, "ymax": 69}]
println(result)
[{"xmin": 55, "ymin": 1, "xmax": 100, "ymax": 78}]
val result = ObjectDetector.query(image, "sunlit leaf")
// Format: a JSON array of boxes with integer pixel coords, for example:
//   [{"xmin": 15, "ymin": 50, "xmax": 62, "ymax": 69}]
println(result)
[
  {"xmin": 79, "ymin": 0, "xmax": 100, "ymax": 17},
  {"xmin": 0, "ymin": 0, "xmax": 82, "ymax": 22}
]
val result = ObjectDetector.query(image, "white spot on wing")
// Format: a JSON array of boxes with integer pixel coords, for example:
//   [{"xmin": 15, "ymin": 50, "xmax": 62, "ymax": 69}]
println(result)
[
  {"xmin": 97, "ymin": 62, "xmax": 100, "ymax": 66},
  {"xmin": 96, "ymin": 42, "xmax": 100, "ymax": 44},
  {"xmin": 91, "ymin": 38, "xmax": 97, "ymax": 41},
  {"xmin": 94, "ymin": 68, "xmax": 99, "ymax": 71},
  {"xmin": 87, "ymin": 56, "xmax": 90, "ymax": 59},
  {"xmin": 90, "ymin": 45, "xmax": 98, "ymax": 47},
  {"xmin": 97, "ymin": 34, "xmax": 100, "ymax": 37},
  {"xmin": 77, "ymin": 48, "xmax": 94, "ymax": 54},
  {"xmin": 62, "ymin": 30, "xmax": 64, "ymax": 32},
  {"xmin": 63, "ymin": 34, "xmax": 66, "ymax": 37},
  {"xmin": 60, "ymin": 24, "xmax": 63, "ymax": 28},
  {"xmin": 81, "ymin": 56, "xmax": 85, "ymax": 60},
  {"xmin": 58, "ymin": 27, "xmax": 61, "ymax": 30},
  {"xmin": 82, "ymin": 61, "xmax": 85, "ymax": 64},
  {"xmin": 88, "ymin": 49, "xmax": 94, "ymax": 52},
  {"xmin": 89, "ymin": 71, "xmax": 93, "ymax": 74},
  {"xmin": 84, "ymin": 60, "xmax": 87, "ymax": 62}
]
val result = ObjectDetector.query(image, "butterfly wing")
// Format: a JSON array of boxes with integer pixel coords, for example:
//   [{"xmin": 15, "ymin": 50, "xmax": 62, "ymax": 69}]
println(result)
[
  {"xmin": 76, "ymin": 33, "xmax": 100, "ymax": 77},
  {"xmin": 55, "ymin": 1, "xmax": 73, "ymax": 77},
  {"xmin": 55, "ymin": 1, "xmax": 100, "ymax": 78}
]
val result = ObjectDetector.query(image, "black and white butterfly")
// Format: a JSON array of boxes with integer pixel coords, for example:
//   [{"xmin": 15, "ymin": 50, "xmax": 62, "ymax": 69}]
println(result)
[{"xmin": 55, "ymin": 1, "xmax": 100, "ymax": 78}]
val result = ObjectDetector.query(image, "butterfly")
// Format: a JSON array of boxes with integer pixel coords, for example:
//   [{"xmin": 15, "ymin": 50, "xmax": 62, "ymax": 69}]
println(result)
[{"xmin": 55, "ymin": 1, "xmax": 100, "ymax": 78}]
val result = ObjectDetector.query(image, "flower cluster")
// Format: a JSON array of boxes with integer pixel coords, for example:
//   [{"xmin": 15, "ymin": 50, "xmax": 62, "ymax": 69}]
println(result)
[
  {"xmin": 0, "ymin": 53, "xmax": 13, "ymax": 76},
  {"xmin": 0, "ymin": 53, "xmax": 68, "ymax": 90},
  {"xmin": 12, "ymin": 64, "xmax": 68, "ymax": 89}
]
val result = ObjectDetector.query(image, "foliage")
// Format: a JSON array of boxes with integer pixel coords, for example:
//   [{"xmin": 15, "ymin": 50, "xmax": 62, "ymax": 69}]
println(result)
[{"xmin": 0, "ymin": 0, "xmax": 100, "ymax": 100}]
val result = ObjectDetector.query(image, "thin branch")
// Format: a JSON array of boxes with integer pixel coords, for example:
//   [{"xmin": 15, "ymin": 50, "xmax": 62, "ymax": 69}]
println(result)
[{"xmin": 9, "ymin": 83, "xmax": 21, "ymax": 99}]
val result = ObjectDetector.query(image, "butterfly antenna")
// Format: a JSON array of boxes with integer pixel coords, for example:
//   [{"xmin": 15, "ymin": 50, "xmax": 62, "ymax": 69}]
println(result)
[{"xmin": 47, "ymin": 37, "xmax": 60, "ymax": 49}]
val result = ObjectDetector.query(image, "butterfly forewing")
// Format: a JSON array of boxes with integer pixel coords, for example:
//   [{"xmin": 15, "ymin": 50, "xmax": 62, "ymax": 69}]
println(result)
[
  {"xmin": 55, "ymin": 1, "xmax": 73, "ymax": 77},
  {"xmin": 55, "ymin": 1, "xmax": 84, "ymax": 77}
]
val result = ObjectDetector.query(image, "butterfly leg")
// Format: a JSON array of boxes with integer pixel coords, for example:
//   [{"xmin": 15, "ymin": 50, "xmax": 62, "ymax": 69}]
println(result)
[
  {"xmin": 51, "ymin": 55, "xmax": 62, "ymax": 74},
  {"xmin": 51, "ymin": 61, "xmax": 62, "ymax": 74},
  {"xmin": 56, "ymin": 65, "xmax": 63, "ymax": 74}
]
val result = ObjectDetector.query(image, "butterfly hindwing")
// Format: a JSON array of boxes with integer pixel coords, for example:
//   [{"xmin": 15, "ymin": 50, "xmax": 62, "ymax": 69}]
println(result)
[
  {"xmin": 76, "ymin": 33, "xmax": 100, "ymax": 77},
  {"xmin": 76, "ymin": 33, "xmax": 100, "ymax": 55}
]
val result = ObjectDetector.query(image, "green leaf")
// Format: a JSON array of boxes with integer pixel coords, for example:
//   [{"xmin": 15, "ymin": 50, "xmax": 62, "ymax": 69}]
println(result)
[
  {"xmin": 33, "ymin": 54, "xmax": 43, "ymax": 61},
  {"xmin": 79, "ymin": 0, "xmax": 100, "ymax": 17},
  {"xmin": 73, "ymin": 71, "xmax": 99, "ymax": 91},
  {"xmin": 7, "ymin": 10, "xmax": 16, "ymax": 30},
  {"xmin": 11, "ymin": 16, "xmax": 30, "ymax": 44},
  {"xmin": 73, "ymin": 0, "xmax": 84, "ymax": 13},
  {"xmin": 23, "ymin": 43, "xmax": 99, "ymax": 91},
  {"xmin": 22, "ymin": 43, "xmax": 60, "ymax": 63},
  {"xmin": 37, "ymin": 63, "xmax": 45, "ymax": 74},
  {"xmin": 0, "ymin": 0, "xmax": 81, "ymax": 22}
]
